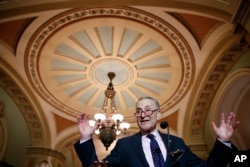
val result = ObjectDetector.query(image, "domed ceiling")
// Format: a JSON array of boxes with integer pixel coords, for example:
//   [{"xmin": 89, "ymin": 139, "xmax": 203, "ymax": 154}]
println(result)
[
  {"xmin": 25, "ymin": 7, "xmax": 194, "ymax": 121},
  {"xmin": 1, "ymin": 1, "xmax": 250, "ymax": 166}
]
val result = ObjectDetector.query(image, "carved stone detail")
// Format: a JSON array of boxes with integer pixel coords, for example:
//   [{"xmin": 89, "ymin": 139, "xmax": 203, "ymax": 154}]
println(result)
[
  {"xmin": 0, "ymin": 101, "xmax": 4, "ymax": 118},
  {"xmin": 0, "ymin": 70, "xmax": 44, "ymax": 143}
]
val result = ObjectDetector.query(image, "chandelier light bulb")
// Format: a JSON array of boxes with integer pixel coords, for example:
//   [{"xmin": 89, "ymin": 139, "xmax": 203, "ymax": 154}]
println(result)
[
  {"xmin": 112, "ymin": 113, "xmax": 124, "ymax": 122},
  {"xmin": 94, "ymin": 113, "xmax": 106, "ymax": 122},
  {"xmin": 95, "ymin": 129, "xmax": 100, "ymax": 135},
  {"xmin": 119, "ymin": 122, "xmax": 131, "ymax": 130},
  {"xmin": 116, "ymin": 130, "xmax": 121, "ymax": 135}
]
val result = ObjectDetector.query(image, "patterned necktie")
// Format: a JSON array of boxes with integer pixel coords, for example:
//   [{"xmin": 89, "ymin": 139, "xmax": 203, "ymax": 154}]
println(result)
[{"xmin": 147, "ymin": 134, "xmax": 165, "ymax": 167}]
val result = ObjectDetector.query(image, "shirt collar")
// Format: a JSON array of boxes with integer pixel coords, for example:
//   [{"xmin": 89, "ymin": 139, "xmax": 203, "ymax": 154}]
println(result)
[{"xmin": 142, "ymin": 129, "xmax": 160, "ymax": 138}]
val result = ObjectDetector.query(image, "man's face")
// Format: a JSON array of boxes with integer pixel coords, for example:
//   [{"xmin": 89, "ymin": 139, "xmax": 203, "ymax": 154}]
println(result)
[{"xmin": 136, "ymin": 98, "xmax": 161, "ymax": 134}]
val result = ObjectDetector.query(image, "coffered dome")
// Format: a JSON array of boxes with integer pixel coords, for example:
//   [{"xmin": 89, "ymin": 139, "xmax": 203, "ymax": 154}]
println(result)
[{"xmin": 25, "ymin": 7, "xmax": 194, "ymax": 120}]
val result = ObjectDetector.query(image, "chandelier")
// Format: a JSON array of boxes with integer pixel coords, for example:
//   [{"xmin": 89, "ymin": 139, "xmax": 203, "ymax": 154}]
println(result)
[{"xmin": 91, "ymin": 72, "xmax": 130, "ymax": 150}]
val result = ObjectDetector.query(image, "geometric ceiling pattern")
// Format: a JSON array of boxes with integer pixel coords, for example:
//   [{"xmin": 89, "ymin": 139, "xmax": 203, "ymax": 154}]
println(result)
[
  {"xmin": 25, "ymin": 7, "xmax": 194, "ymax": 121},
  {"xmin": 1, "ymin": 1, "xmax": 249, "ymax": 166}
]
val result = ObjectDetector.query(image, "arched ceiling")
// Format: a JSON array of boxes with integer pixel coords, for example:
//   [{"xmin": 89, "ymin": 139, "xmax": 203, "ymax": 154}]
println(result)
[
  {"xmin": 0, "ymin": 0, "xmax": 249, "ymax": 141},
  {"xmin": 0, "ymin": 0, "xmax": 250, "ymax": 166},
  {"xmin": 25, "ymin": 7, "xmax": 194, "ymax": 121}
]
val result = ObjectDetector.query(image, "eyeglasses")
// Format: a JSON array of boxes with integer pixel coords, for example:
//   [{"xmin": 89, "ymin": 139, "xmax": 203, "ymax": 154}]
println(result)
[{"xmin": 134, "ymin": 108, "xmax": 159, "ymax": 117}]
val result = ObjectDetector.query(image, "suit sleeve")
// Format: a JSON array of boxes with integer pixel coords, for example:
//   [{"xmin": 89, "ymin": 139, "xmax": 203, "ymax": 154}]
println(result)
[
  {"xmin": 74, "ymin": 139, "xmax": 98, "ymax": 167},
  {"xmin": 103, "ymin": 140, "xmax": 122, "ymax": 167},
  {"xmin": 207, "ymin": 139, "xmax": 238, "ymax": 167},
  {"xmin": 169, "ymin": 136, "xmax": 237, "ymax": 167}
]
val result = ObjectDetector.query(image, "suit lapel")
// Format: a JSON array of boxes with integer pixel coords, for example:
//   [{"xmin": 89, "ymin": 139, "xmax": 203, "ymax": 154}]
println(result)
[
  {"xmin": 159, "ymin": 131, "xmax": 174, "ymax": 166},
  {"xmin": 131, "ymin": 132, "xmax": 150, "ymax": 167}
]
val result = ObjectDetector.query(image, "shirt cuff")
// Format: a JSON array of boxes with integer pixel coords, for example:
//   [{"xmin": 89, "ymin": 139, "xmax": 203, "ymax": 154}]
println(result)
[
  {"xmin": 79, "ymin": 137, "xmax": 91, "ymax": 144},
  {"xmin": 218, "ymin": 138, "xmax": 231, "ymax": 148}
]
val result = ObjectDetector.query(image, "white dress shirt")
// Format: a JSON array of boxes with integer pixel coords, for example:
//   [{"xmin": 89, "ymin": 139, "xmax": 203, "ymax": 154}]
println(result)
[{"xmin": 142, "ymin": 129, "xmax": 167, "ymax": 167}]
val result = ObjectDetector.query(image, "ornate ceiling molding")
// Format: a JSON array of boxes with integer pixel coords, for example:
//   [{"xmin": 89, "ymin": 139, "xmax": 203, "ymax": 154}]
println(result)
[{"xmin": 25, "ymin": 7, "xmax": 195, "ymax": 118}]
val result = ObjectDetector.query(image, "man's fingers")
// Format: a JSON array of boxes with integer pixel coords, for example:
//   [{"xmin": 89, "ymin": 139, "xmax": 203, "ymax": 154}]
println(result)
[
  {"xmin": 211, "ymin": 122, "xmax": 217, "ymax": 131},
  {"xmin": 227, "ymin": 112, "xmax": 235, "ymax": 122},
  {"xmin": 227, "ymin": 112, "xmax": 240, "ymax": 130},
  {"xmin": 232, "ymin": 120, "xmax": 240, "ymax": 130},
  {"xmin": 77, "ymin": 113, "xmax": 90, "ymax": 125},
  {"xmin": 220, "ymin": 113, "xmax": 225, "ymax": 124},
  {"xmin": 80, "ymin": 113, "xmax": 88, "ymax": 119}
]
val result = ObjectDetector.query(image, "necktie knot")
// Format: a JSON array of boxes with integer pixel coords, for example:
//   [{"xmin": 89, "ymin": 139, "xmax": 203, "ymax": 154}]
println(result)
[{"xmin": 147, "ymin": 134, "xmax": 155, "ymax": 140}]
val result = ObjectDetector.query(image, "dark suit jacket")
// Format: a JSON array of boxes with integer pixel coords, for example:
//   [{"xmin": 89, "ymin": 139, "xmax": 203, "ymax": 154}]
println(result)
[{"xmin": 74, "ymin": 131, "xmax": 236, "ymax": 167}]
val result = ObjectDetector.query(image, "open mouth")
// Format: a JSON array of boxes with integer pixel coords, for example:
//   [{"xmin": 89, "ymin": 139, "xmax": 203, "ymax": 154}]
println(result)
[{"xmin": 140, "ymin": 119, "xmax": 150, "ymax": 123}]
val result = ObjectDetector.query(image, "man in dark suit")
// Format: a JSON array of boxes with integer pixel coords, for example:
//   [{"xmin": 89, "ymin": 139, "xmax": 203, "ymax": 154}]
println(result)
[{"xmin": 74, "ymin": 96, "xmax": 240, "ymax": 167}]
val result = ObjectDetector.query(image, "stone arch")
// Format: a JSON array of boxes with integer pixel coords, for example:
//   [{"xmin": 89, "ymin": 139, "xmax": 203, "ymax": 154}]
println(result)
[{"xmin": 0, "ymin": 58, "xmax": 51, "ymax": 151}]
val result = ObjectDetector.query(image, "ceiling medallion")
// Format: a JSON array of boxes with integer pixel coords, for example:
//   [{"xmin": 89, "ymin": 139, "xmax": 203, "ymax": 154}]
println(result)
[{"xmin": 88, "ymin": 58, "xmax": 135, "ymax": 89}]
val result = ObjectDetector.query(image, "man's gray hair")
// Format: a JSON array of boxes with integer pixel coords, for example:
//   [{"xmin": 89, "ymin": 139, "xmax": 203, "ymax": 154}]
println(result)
[{"xmin": 136, "ymin": 96, "xmax": 160, "ymax": 111}]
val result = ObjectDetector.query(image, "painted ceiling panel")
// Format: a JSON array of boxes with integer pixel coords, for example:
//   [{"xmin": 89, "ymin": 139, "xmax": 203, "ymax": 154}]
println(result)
[
  {"xmin": 77, "ymin": 87, "xmax": 97, "ymax": 104},
  {"xmin": 0, "ymin": 18, "xmax": 34, "ymax": 51},
  {"xmin": 135, "ymin": 80, "xmax": 165, "ymax": 94},
  {"xmin": 169, "ymin": 12, "xmax": 223, "ymax": 47},
  {"xmin": 96, "ymin": 26, "xmax": 113, "ymax": 55},
  {"xmin": 120, "ymin": 90, "xmax": 135, "ymax": 109},
  {"xmin": 114, "ymin": 95, "xmax": 121, "ymax": 110},
  {"xmin": 135, "ymin": 56, "xmax": 170, "ymax": 69},
  {"xmin": 129, "ymin": 86, "xmax": 148, "ymax": 98},
  {"xmin": 137, "ymin": 71, "xmax": 170, "ymax": 82},
  {"xmin": 54, "ymin": 74, "xmax": 85, "ymax": 85},
  {"xmin": 51, "ymin": 60, "xmax": 86, "ymax": 71},
  {"xmin": 55, "ymin": 43, "xmax": 91, "ymax": 64},
  {"xmin": 128, "ymin": 39, "xmax": 161, "ymax": 62},
  {"xmin": 70, "ymin": 30, "xmax": 100, "ymax": 58},
  {"xmin": 93, "ymin": 92, "xmax": 106, "ymax": 109},
  {"xmin": 118, "ymin": 28, "xmax": 142, "ymax": 57},
  {"xmin": 64, "ymin": 82, "xmax": 91, "ymax": 97}
]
